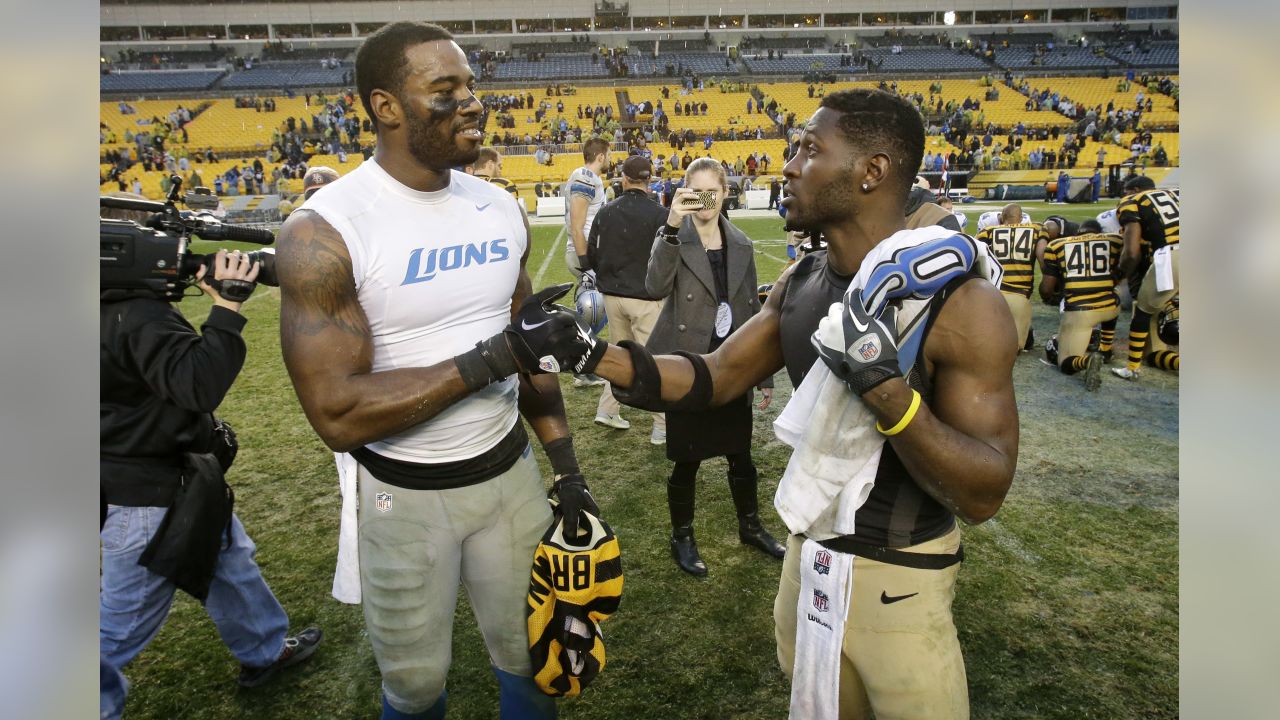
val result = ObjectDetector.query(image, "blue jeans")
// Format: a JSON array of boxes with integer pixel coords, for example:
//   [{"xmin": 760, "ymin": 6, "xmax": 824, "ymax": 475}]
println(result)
[{"xmin": 100, "ymin": 505, "xmax": 289, "ymax": 720}]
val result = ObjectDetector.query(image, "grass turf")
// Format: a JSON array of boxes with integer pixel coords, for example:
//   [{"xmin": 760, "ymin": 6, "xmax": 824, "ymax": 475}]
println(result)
[{"xmin": 120, "ymin": 199, "xmax": 1177, "ymax": 719}]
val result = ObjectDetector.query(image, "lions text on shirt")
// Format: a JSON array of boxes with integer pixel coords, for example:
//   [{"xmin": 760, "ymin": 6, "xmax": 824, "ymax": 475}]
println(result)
[
  {"xmin": 563, "ymin": 166, "xmax": 607, "ymax": 250},
  {"xmin": 302, "ymin": 160, "xmax": 527, "ymax": 463}
]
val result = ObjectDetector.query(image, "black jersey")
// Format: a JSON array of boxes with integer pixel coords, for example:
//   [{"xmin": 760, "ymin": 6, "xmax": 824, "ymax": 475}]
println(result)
[
  {"xmin": 974, "ymin": 223, "xmax": 1047, "ymax": 298},
  {"xmin": 1117, "ymin": 188, "xmax": 1180, "ymax": 250},
  {"xmin": 1041, "ymin": 232, "xmax": 1123, "ymax": 311},
  {"xmin": 776, "ymin": 251, "xmax": 970, "ymax": 548},
  {"xmin": 1044, "ymin": 215, "xmax": 1080, "ymax": 238}
]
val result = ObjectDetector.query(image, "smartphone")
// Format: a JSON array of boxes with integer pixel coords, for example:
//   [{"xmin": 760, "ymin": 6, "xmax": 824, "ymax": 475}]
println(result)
[{"xmin": 684, "ymin": 190, "xmax": 717, "ymax": 208}]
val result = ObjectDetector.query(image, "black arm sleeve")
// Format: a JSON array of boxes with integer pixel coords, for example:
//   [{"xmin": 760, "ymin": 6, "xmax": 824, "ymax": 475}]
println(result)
[{"xmin": 126, "ymin": 305, "xmax": 248, "ymax": 413}]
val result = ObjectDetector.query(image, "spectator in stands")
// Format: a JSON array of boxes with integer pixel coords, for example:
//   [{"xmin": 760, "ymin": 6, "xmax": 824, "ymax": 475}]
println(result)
[
  {"xmin": 301, "ymin": 166, "xmax": 340, "ymax": 201},
  {"xmin": 1153, "ymin": 144, "xmax": 1168, "ymax": 167}
]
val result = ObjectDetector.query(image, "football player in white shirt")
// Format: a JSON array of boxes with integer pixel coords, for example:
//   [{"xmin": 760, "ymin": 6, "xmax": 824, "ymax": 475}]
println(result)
[
  {"xmin": 277, "ymin": 23, "xmax": 600, "ymax": 720},
  {"xmin": 564, "ymin": 137, "xmax": 611, "ymax": 280},
  {"xmin": 976, "ymin": 207, "xmax": 1032, "ymax": 231},
  {"xmin": 563, "ymin": 138, "xmax": 613, "ymax": 388}
]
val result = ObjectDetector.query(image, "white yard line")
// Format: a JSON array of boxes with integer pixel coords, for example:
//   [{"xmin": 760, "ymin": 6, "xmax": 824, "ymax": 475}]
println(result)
[
  {"xmin": 533, "ymin": 226, "xmax": 567, "ymax": 287},
  {"xmin": 981, "ymin": 518, "xmax": 1042, "ymax": 564}
]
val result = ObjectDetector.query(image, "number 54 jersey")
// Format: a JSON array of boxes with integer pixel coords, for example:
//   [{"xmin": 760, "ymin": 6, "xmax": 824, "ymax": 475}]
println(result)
[
  {"xmin": 1118, "ymin": 187, "xmax": 1180, "ymax": 250},
  {"xmin": 974, "ymin": 223, "xmax": 1050, "ymax": 298},
  {"xmin": 1041, "ymin": 232, "xmax": 1124, "ymax": 311}
]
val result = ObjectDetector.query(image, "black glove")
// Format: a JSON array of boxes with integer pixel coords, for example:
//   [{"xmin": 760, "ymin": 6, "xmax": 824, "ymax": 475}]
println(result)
[
  {"xmin": 553, "ymin": 473, "xmax": 600, "ymax": 541},
  {"xmin": 812, "ymin": 291, "xmax": 902, "ymax": 397},
  {"xmin": 507, "ymin": 283, "xmax": 606, "ymax": 375}
]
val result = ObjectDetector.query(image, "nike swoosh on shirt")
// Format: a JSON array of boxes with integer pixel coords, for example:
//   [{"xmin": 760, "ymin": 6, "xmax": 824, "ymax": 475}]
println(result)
[
  {"xmin": 521, "ymin": 319, "xmax": 551, "ymax": 330},
  {"xmin": 476, "ymin": 203, "xmax": 491, "ymax": 212}
]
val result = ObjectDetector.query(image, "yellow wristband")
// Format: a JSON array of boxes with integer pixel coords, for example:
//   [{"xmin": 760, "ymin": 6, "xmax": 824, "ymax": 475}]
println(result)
[{"xmin": 876, "ymin": 388, "xmax": 921, "ymax": 437}]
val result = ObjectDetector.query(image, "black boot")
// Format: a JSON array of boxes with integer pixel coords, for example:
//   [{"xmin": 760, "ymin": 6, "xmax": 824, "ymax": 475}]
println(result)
[
  {"xmin": 668, "ymin": 480, "xmax": 708, "ymax": 576},
  {"xmin": 728, "ymin": 468, "xmax": 786, "ymax": 559},
  {"xmin": 737, "ymin": 512, "xmax": 785, "ymax": 559},
  {"xmin": 670, "ymin": 524, "xmax": 708, "ymax": 576}
]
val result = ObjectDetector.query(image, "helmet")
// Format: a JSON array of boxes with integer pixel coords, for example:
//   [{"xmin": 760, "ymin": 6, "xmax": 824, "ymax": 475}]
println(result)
[
  {"xmin": 757, "ymin": 283, "xmax": 773, "ymax": 304},
  {"xmin": 574, "ymin": 281, "xmax": 608, "ymax": 335},
  {"xmin": 1044, "ymin": 334, "xmax": 1060, "ymax": 366},
  {"xmin": 1157, "ymin": 298, "xmax": 1179, "ymax": 346},
  {"xmin": 527, "ymin": 506, "xmax": 623, "ymax": 698}
]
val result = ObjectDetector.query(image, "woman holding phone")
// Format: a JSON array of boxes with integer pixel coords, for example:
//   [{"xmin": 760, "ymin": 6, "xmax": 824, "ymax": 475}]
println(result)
[{"xmin": 642, "ymin": 157, "xmax": 785, "ymax": 576}]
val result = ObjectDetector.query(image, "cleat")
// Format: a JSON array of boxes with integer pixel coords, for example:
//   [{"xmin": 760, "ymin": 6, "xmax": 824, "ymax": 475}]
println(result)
[
  {"xmin": 649, "ymin": 425, "xmax": 666, "ymax": 446},
  {"xmin": 1111, "ymin": 366, "xmax": 1140, "ymax": 381},
  {"xmin": 1083, "ymin": 352, "xmax": 1103, "ymax": 391}
]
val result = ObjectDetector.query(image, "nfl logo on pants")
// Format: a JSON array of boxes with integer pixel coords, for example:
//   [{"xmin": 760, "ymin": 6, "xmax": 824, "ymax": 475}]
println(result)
[{"xmin": 375, "ymin": 491, "xmax": 393, "ymax": 513}]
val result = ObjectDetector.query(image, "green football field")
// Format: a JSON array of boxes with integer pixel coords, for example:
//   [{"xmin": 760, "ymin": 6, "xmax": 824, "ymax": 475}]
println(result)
[{"xmin": 121, "ymin": 200, "xmax": 1177, "ymax": 719}]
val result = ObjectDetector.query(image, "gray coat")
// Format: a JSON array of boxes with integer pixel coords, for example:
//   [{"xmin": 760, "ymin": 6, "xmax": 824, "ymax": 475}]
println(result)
[{"xmin": 644, "ymin": 217, "xmax": 771, "ymax": 387}]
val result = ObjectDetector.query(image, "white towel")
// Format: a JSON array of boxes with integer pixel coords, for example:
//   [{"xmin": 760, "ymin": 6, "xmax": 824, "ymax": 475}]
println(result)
[
  {"xmin": 1153, "ymin": 245, "xmax": 1175, "ymax": 292},
  {"xmin": 788, "ymin": 538, "xmax": 855, "ymax": 720},
  {"xmin": 332, "ymin": 451, "xmax": 361, "ymax": 604},
  {"xmin": 774, "ymin": 226, "xmax": 1001, "ymax": 539}
]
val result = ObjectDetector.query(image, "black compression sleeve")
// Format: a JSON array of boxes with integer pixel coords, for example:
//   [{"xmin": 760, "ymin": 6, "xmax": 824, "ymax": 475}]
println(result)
[
  {"xmin": 609, "ymin": 341, "xmax": 665, "ymax": 411},
  {"xmin": 455, "ymin": 334, "xmax": 521, "ymax": 392},
  {"xmin": 609, "ymin": 342, "xmax": 714, "ymax": 412},
  {"xmin": 670, "ymin": 351, "xmax": 714, "ymax": 412},
  {"xmin": 543, "ymin": 436, "xmax": 580, "ymax": 477}
]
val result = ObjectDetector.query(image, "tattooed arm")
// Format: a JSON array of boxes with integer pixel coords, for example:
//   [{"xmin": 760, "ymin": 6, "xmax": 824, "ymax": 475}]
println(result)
[{"xmin": 277, "ymin": 210, "xmax": 478, "ymax": 452}]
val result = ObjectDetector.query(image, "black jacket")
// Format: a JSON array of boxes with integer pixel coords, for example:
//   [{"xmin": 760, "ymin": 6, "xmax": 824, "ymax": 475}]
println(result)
[
  {"xmin": 101, "ymin": 294, "xmax": 246, "ymax": 490},
  {"xmin": 587, "ymin": 189, "xmax": 669, "ymax": 300}
]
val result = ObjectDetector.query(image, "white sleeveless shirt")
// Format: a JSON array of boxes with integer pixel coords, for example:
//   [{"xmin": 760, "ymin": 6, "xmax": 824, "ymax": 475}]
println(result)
[{"xmin": 303, "ymin": 160, "xmax": 527, "ymax": 463}]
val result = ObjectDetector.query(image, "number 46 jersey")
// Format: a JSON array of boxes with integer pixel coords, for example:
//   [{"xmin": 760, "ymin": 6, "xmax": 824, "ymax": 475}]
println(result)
[
  {"xmin": 1041, "ymin": 232, "xmax": 1124, "ymax": 311},
  {"xmin": 974, "ymin": 223, "xmax": 1050, "ymax": 298}
]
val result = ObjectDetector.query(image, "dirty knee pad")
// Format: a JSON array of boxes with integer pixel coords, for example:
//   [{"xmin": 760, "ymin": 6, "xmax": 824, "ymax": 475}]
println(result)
[{"xmin": 495, "ymin": 667, "xmax": 557, "ymax": 720}]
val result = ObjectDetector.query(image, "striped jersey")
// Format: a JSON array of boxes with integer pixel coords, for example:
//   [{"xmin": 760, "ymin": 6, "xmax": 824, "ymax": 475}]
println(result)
[
  {"xmin": 1117, "ymin": 188, "xmax": 1180, "ymax": 250},
  {"xmin": 1041, "ymin": 232, "xmax": 1123, "ymax": 311},
  {"xmin": 527, "ymin": 511, "xmax": 623, "ymax": 698},
  {"xmin": 975, "ymin": 223, "xmax": 1047, "ymax": 297}
]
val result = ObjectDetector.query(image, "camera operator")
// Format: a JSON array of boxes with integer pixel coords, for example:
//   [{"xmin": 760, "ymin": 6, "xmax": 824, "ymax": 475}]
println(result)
[{"xmin": 100, "ymin": 199, "xmax": 321, "ymax": 719}]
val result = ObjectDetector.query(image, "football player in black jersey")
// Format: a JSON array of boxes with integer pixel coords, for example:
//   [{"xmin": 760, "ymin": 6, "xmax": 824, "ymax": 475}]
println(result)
[
  {"xmin": 1113, "ymin": 175, "xmax": 1180, "ymax": 378},
  {"xmin": 975, "ymin": 205, "xmax": 1050, "ymax": 352},
  {"xmin": 512, "ymin": 89, "xmax": 1018, "ymax": 720},
  {"xmin": 1039, "ymin": 219, "xmax": 1123, "ymax": 389}
]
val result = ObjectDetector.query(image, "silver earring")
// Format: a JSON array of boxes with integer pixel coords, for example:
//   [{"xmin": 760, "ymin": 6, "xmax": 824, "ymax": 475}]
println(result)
[{"xmin": 862, "ymin": 183, "xmax": 869, "ymax": 191}]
